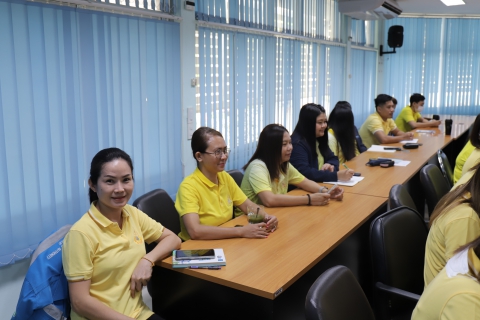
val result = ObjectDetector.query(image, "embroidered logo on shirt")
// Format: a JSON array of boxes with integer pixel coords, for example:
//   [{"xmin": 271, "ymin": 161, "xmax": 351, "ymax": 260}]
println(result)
[
  {"xmin": 227, "ymin": 196, "xmax": 232, "ymax": 205},
  {"xmin": 133, "ymin": 230, "xmax": 143, "ymax": 244}
]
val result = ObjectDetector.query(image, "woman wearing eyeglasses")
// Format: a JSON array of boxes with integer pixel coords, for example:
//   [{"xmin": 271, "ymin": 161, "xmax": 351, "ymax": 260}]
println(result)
[{"xmin": 175, "ymin": 127, "xmax": 278, "ymax": 241}]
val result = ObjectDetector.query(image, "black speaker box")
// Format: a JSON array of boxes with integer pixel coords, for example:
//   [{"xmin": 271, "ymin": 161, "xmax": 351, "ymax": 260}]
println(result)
[{"xmin": 388, "ymin": 25, "xmax": 404, "ymax": 48}]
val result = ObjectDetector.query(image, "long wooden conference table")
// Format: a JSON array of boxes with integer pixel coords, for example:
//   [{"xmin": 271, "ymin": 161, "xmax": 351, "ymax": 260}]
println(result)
[{"xmin": 153, "ymin": 115, "xmax": 476, "ymax": 320}]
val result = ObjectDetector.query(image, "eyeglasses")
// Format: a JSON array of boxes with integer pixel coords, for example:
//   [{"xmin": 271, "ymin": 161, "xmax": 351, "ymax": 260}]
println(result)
[{"xmin": 203, "ymin": 148, "xmax": 230, "ymax": 158}]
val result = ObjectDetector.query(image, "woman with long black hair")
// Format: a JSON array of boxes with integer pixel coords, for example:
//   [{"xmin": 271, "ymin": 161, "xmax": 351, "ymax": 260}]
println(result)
[
  {"xmin": 327, "ymin": 101, "xmax": 367, "ymax": 164},
  {"xmin": 290, "ymin": 103, "xmax": 354, "ymax": 182}
]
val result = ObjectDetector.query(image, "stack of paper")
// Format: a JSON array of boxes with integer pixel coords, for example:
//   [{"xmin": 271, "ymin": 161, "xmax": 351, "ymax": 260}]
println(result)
[{"xmin": 172, "ymin": 248, "xmax": 226, "ymax": 269}]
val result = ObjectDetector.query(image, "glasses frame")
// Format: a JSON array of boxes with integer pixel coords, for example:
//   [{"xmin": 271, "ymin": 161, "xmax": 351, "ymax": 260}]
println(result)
[{"xmin": 203, "ymin": 148, "xmax": 231, "ymax": 158}]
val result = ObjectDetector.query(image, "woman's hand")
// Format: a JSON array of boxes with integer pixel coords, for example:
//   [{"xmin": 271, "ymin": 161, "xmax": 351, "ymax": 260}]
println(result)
[
  {"xmin": 130, "ymin": 258, "xmax": 153, "ymax": 298},
  {"xmin": 321, "ymin": 163, "xmax": 335, "ymax": 172},
  {"xmin": 337, "ymin": 169, "xmax": 354, "ymax": 181},
  {"xmin": 329, "ymin": 187, "xmax": 344, "ymax": 201},
  {"xmin": 310, "ymin": 192, "xmax": 331, "ymax": 206},
  {"xmin": 240, "ymin": 223, "xmax": 270, "ymax": 238},
  {"xmin": 264, "ymin": 214, "xmax": 278, "ymax": 232}
]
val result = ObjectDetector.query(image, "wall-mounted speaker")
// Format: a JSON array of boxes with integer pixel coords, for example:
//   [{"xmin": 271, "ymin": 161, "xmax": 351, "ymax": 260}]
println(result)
[
  {"xmin": 380, "ymin": 25, "xmax": 404, "ymax": 56},
  {"xmin": 388, "ymin": 25, "xmax": 404, "ymax": 48}
]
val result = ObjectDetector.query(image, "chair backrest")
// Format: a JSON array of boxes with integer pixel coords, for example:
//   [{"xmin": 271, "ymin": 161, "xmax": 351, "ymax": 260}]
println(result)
[
  {"xmin": 370, "ymin": 206, "xmax": 428, "ymax": 319},
  {"xmin": 437, "ymin": 149, "xmax": 453, "ymax": 188},
  {"xmin": 388, "ymin": 184, "xmax": 417, "ymax": 212},
  {"xmin": 420, "ymin": 164, "xmax": 451, "ymax": 215},
  {"xmin": 305, "ymin": 265, "xmax": 375, "ymax": 320},
  {"xmin": 227, "ymin": 169, "xmax": 244, "ymax": 187},
  {"xmin": 133, "ymin": 189, "xmax": 181, "ymax": 242}
]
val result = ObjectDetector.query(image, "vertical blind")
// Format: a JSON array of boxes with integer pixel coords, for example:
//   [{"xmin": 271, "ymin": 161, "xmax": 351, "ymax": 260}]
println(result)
[
  {"xmin": 194, "ymin": 1, "xmax": 384, "ymax": 171},
  {"xmin": 0, "ymin": 0, "xmax": 182, "ymax": 266},
  {"xmin": 350, "ymin": 49, "xmax": 377, "ymax": 127},
  {"xmin": 196, "ymin": 26, "xmax": 348, "ymax": 170},
  {"xmin": 384, "ymin": 17, "xmax": 480, "ymax": 115},
  {"xmin": 196, "ymin": 0, "xmax": 344, "ymax": 41}
]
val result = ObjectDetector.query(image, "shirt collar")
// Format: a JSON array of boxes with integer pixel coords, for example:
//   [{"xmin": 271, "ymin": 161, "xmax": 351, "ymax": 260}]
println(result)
[
  {"xmin": 194, "ymin": 167, "xmax": 219, "ymax": 188},
  {"xmin": 87, "ymin": 201, "xmax": 130, "ymax": 228}
]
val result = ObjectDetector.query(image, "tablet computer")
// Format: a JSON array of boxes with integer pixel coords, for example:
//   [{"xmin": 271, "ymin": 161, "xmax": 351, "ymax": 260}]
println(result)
[{"xmin": 174, "ymin": 249, "xmax": 215, "ymax": 260}]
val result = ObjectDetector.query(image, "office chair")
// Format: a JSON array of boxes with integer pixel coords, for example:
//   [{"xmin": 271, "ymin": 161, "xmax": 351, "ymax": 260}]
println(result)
[
  {"xmin": 388, "ymin": 184, "xmax": 418, "ymax": 212},
  {"xmin": 419, "ymin": 164, "xmax": 451, "ymax": 216},
  {"xmin": 370, "ymin": 206, "xmax": 426, "ymax": 320},
  {"xmin": 132, "ymin": 189, "xmax": 182, "ymax": 302},
  {"xmin": 227, "ymin": 169, "xmax": 244, "ymax": 187},
  {"xmin": 133, "ymin": 189, "xmax": 181, "ymax": 238},
  {"xmin": 437, "ymin": 149, "xmax": 454, "ymax": 188},
  {"xmin": 305, "ymin": 265, "xmax": 375, "ymax": 320}
]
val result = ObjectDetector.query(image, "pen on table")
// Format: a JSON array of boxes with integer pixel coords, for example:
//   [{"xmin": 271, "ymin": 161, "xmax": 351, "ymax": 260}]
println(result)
[
  {"xmin": 343, "ymin": 163, "xmax": 361, "ymax": 176},
  {"xmin": 189, "ymin": 266, "xmax": 222, "ymax": 270}
]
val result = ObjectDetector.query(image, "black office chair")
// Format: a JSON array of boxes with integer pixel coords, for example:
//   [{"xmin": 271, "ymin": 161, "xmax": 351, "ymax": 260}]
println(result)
[
  {"xmin": 305, "ymin": 265, "xmax": 375, "ymax": 320},
  {"xmin": 420, "ymin": 164, "xmax": 451, "ymax": 216},
  {"xmin": 227, "ymin": 169, "xmax": 244, "ymax": 187},
  {"xmin": 437, "ymin": 149, "xmax": 454, "ymax": 188},
  {"xmin": 133, "ymin": 189, "xmax": 181, "ymax": 239},
  {"xmin": 388, "ymin": 184, "xmax": 418, "ymax": 212},
  {"xmin": 133, "ymin": 189, "xmax": 182, "ymax": 302},
  {"xmin": 370, "ymin": 206, "xmax": 426, "ymax": 320}
]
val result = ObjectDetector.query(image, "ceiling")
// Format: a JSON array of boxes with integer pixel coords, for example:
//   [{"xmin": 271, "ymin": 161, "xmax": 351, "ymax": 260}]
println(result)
[{"xmin": 396, "ymin": 0, "xmax": 480, "ymax": 16}]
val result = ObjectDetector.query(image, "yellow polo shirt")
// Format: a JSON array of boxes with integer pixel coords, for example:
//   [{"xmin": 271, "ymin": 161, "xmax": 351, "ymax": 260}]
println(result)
[
  {"xmin": 241, "ymin": 159, "xmax": 305, "ymax": 205},
  {"xmin": 424, "ymin": 202, "xmax": 480, "ymax": 287},
  {"xmin": 454, "ymin": 141, "xmax": 476, "ymax": 184},
  {"xmin": 413, "ymin": 249, "xmax": 480, "ymax": 320},
  {"xmin": 328, "ymin": 129, "xmax": 360, "ymax": 164},
  {"xmin": 394, "ymin": 105, "xmax": 421, "ymax": 132},
  {"xmin": 359, "ymin": 112, "xmax": 397, "ymax": 148},
  {"xmin": 175, "ymin": 168, "xmax": 247, "ymax": 241},
  {"xmin": 63, "ymin": 203, "xmax": 163, "ymax": 320},
  {"xmin": 452, "ymin": 168, "xmax": 475, "ymax": 191},
  {"xmin": 463, "ymin": 148, "xmax": 480, "ymax": 177}
]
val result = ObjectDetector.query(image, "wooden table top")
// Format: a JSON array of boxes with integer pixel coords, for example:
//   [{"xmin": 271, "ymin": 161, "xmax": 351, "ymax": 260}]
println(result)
[
  {"xmin": 319, "ymin": 115, "xmax": 477, "ymax": 198},
  {"xmin": 160, "ymin": 193, "xmax": 386, "ymax": 299}
]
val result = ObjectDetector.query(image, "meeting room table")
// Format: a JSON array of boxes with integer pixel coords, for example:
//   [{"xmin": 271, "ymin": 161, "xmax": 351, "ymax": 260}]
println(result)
[{"xmin": 153, "ymin": 114, "xmax": 476, "ymax": 320}]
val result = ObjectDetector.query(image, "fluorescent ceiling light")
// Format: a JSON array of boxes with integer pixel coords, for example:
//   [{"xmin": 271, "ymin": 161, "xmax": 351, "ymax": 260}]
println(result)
[{"xmin": 440, "ymin": 0, "xmax": 465, "ymax": 6}]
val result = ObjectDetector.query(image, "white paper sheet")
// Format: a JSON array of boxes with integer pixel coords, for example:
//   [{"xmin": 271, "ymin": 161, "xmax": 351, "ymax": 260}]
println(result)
[
  {"xmin": 323, "ymin": 176, "xmax": 365, "ymax": 187},
  {"xmin": 399, "ymin": 139, "xmax": 418, "ymax": 144},
  {"xmin": 367, "ymin": 145, "xmax": 397, "ymax": 153}
]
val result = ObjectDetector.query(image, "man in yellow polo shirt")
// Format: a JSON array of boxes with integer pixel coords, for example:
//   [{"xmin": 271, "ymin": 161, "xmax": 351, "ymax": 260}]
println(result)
[
  {"xmin": 395, "ymin": 93, "xmax": 441, "ymax": 132},
  {"xmin": 359, "ymin": 94, "xmax": 414, "ymax": 148}
]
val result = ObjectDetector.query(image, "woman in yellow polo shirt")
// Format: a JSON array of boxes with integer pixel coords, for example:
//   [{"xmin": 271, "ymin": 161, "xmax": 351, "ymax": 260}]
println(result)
[
  {"xmin": 423, "ymin": 166, "xmax": 480, "ymax": 287},
  {"xmin": 175, "ymin": 127, "xmax": 278, "ymax": 241},
  {"xmin": 63, "ymin": 148, "xmax": 181, "ymax": 320},
  {"xmin": 327, "ymin": 101, "xmax": 367, "ymax": 164},
  {"xmin": 413, "ymin": 236, "xmax": 480, "ymax": 319},
  {"xmin": 241, "ymin": 124, "xmax": 344, "ymax": 207},
  {"xmin": 460, "ymin": 114, "xmax": 480, "ymax": 179}
]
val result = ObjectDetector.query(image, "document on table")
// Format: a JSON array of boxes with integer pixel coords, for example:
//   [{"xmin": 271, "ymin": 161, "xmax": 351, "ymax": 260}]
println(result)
[
  {"xmin": 416, "ymin": 130, "xmax": 435, "ymax": 134},
  {"xmin": 324, "ymin": 176, "xmax": 365, "ymax": 187},
  {"xmin": 399, "ymin": 139, "xmax": 418, "ymax": 144},
  {"xmin": 367, "ymin": 145, "xmax": 396, "ymax": 153}
]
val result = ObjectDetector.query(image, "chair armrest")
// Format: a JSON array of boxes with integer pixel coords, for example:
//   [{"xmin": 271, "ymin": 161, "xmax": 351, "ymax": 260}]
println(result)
[{"xmin": 375, "ymin": 282, "xmax": 421, "ymax": 301}]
